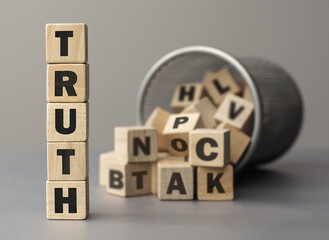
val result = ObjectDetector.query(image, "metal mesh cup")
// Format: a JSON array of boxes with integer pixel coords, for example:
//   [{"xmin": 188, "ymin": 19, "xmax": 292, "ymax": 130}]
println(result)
[{"xmin": 136, "ymin": 46, "xmax": 303, "ymax": 172}]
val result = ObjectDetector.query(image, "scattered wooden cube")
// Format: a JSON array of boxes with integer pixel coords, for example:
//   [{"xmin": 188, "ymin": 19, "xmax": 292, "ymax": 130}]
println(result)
[
  {"xmin": 214, "ymin": 94, "xmax": 254, "ymax": 131},
  {"xmin": 114, "ymin": 126, "xmax": 158, "ymax": 163},
  {"xmin": 47, "ymin": 103, "xmax": 88, "ymax": 142},
  {"xmin": 47, "ymin": 64, "xmax": 89, "ymax": 103},
  {"xmin": 170, "ymin": 83, "xmax": 203, "ymax": 113},
  {"xmin": 158, "ymin": 161, "xmax": 194, "ymax": 200},
  {"xmin": 243, "ymin": 84, "xmax": 253, "ymax": 102},
  {"xmin": 47, "ymin": 142, "xmax": 88, "ymax": 181},
  {"xmin": 203, "ymin": 67, "xmax": 241, "ymax": 105},
  {"xmin": 197, "ymin": 164, "xmax": 234, "ymax": 200},
  {"xmin": 189, "ymin": 129, "xmax": 230, "ymax": 167},
  {"xmin": 151, "ymin": 152, "xmax": 185, "ymax": 194},
  {"xmin": 99, "ymin": 151, "xmax": 116, "ymax": 186},
  {"xmin": 144, "ymin": 107, "xmax": 170, "ymax": 151},
  {"xmin": 217, "ymin": 122, "xmax": 250, "ymax": 165},
  {"xmin": 105, "ymin": 161, "xmax": 151, "ymax": 197},
  {"xmin": 163, "ymin": 113, "xmax": 202, "ymax": 156},
  {"xmin": 46, "ymin": 179, "xmax": 89, "ymax": 219},
  {"xmin": 46, "ymin": 23, "xmax": 87, "ymax": 63},
  {"xmin": 182, "ymin": 97, "xmax": 217, "ymax": 128}
]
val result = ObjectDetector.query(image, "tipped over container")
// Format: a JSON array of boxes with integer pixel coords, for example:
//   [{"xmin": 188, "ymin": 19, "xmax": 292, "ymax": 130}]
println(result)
[{"xmin": 136, "ymin": 46, "xmax": 303, "ymax": 172}]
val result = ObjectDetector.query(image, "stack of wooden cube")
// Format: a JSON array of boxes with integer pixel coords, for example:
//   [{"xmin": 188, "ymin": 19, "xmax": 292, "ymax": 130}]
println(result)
[
  {"xmin": 46, "ymin": 23, "xmax": 89, "ymax": 219},
  {"xmin": 100, "ymin": 66, "xmax": 253, "ymax": 201}
]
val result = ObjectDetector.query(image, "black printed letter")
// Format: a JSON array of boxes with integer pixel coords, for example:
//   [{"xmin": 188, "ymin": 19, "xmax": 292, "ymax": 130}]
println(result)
[
  {"xmin": 109, "ymin": 170, "xmax": 124, "ymax": 189},
  {"xmin": 179, "ymin": 86, "xmax": 195, "ymax": 101},
  {"xmin": 213, "ymin": 78, "xmax": 230, "ymax": 94},
  {"xmin": 54, "ymin": 188, "xmax": 77, "ymax": 213},
  {"xmin": 173, "ymin": 117, "xmax": 189, "ymax": 129},
  {"xmin": 133, "ymin": 137, "xmax": 150, "ymax": 156},
  {"xmin": 207, "ymin": 173, "xmax": 225, "ymax": 193},
  {"xmin": 55, "ymin": 31, "xmax": 73, "ymax": 56},
  {"xmin": 55, "ymin": 71, "xmax": 77, "ymax": 97},
  {"xmin": 55, "ymin": 109, "xmax": 76, "ymax": 134},
  {"xmin": 57, "ymin": 149, "xmax": 75, "ymax": 174},
  {"xmin": 196, "ymin": 138, "xmax": 218, "ymax": 161},
  {"xmin": 166, "ymin": 172, "xmax": 187, "ymax": 194},
  {"xmin": 132, "ymin": 171, "xmax": 148, "ymax": 189},
  {"xmin": 171, "ymin": 139, "xmax": 188, "ymax": 152}
]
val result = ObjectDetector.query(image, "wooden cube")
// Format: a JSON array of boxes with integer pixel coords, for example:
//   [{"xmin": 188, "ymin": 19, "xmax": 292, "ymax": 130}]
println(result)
[
  {"xmin": 197, "ymin": 164, "xmax": 234, "ymax": 200},
  {"xmin": 214, "ymin": 94, "xmax": 254, "ymax": 131},
  {"xmin": 243, "ymin": 85, "xmax": 253, "ymax": 102},
  {"xmin": 151, "ymin": 152, "xmax": 185, "ymax": 194},
  {"xmin": 105, "ymin": 161, "xmax": 151, "ymax": 197},
  {"xmin": 46, "ymin": 179, "xmax": 89, "ymax": 219},
  {"xmin": 144, "ymin": 107, "xmax": 170, "ymax": 151},
  {"xmin": 47, "ymin": 64, "xmax": 89, "ymax": 103},
  {"xmin": 170, "ymin": 83, "xmax": 203, "ymax": 113},
  {"xmin": 189, "ymin": 129, "xmax": 230, "ymax": 167},
  {"xmin": 47, "ymin": 142, "xmax": 88, "ymax": 181},
  {"xmin": 182, "ymin": 97, "xmax": 217, "ymax": 128},
  {"xmin": 217, "ymin": 123, "xmax": 250, "ymax": 165},
  {"xmin": 203, "ymin": 67, "xmax": 241, "ymax": 105},
  {"xmin": 114, "ymin": 126, "xmax": 157, "ymax": 163},
  {"xmin": 46, "ymin": 23, "xmax": 87, "ymax": 63},
  {"xmin": 163, "ymin": 113, "xmax": 202, "ymax": 156},
  {"xmin": 99, "ymin": 151, "xmax": 116, "ymax": 186},
  {"xmin": 157, "ymin": 161, "xmax": 194, "ymax": 200},
  {"xmin": 47, "ymin": 103, "xmax": 88, "ymax": 142}
]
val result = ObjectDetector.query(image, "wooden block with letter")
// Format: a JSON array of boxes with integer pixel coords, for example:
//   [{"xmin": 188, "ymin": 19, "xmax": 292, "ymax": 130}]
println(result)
[
  {"xmin": 163, "ymin": 113, "xmax": 202, "ymax": 156},
  {"xmin": 217, "ymin": 122, "xmax": 250, "ymax": 165},
  {"xmin": 197, "ymin": 164, "xmax": 234, "ymax": 200},
  {"xmin": 46, "ymin": 23, "xmax": 87, "ymax": 63},
  {"xmin": 99, "ymin": 151, "xmax": 116, "ymax": 186},
  {"xmin": 47, "ymin": 64, "xmax": 89, "ymax": 103},
  {"xmin": 47, "ymin": 142, "xmax": 88, "ymax": 181},
  {"xmin": 214, "ymin": 94, "xmax": 254, "ymax": 132},
  {"xmin": 182, "ymin": 97, "xmax": 217, "ymax": 128},
  {"xmin": 243, "ymin": 85, "xmax": 253, "ymax": 102},
  {"xmin": 157, "ymin": 161, "xmax": 194, "ymax": 200},
  {"xmin": 144, "ymin": 107, "xmax": 170, "ymax": 151},
  {"xmin": 114, "ymin": 126, "xmax": 157, "ymax": 163},
  {"xmin": 105, "ymin": 161, "xmax": 151, "ymax": 197},
  {"xmin": 189, "ymin": 129, "xmax": 230, "ymax": 167},
  {"xmin": 202, "ymin": 67, "xmax": 241, "ymax": 105},
  {"xmin": 151, "ymin": 153, "xmax": 185, "ymax": 194},
  {"xmin": 46, "ymin": 179, "xmax": 89, "ymax": 219},
  {"xmin": 47, "ymin": 103, "xmax": 88, "ymax": 142},
  {"xmin": 170, "ymin": 83, "xmax": 203, "ymax": 113}
]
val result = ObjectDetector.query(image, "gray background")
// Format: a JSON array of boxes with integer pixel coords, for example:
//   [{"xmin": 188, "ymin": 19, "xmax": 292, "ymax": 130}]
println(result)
[{"xmin": 0, "ymin": 0, "xmax": 328, "ymax": 239}]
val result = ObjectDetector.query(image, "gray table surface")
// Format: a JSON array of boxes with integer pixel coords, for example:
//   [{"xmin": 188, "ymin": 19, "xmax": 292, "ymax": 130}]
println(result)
[{"xmin": 0, "ymin": 149, "xmax": 328, "ymax": 240}]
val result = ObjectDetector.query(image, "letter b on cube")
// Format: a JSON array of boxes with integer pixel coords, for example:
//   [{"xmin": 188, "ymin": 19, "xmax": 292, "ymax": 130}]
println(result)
[{"xmin": 106, "ymin": 161, "xmax": 151, "ymax": 197}]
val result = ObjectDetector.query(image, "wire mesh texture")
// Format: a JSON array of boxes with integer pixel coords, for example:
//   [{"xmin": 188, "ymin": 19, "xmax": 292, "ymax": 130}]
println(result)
[{"xmin": 136, "ymin": 46, "xmax": 303, "ymax": 171}]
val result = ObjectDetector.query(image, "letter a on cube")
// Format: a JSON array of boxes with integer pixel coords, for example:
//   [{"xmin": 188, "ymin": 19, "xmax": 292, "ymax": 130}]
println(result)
[
  {"xmin": 157, "ymin": 161, "xmax": 194, "ymax": 200},
  {"xmin": 114, "ymin": 126, "xmax": 157, "ymax": 163}
]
